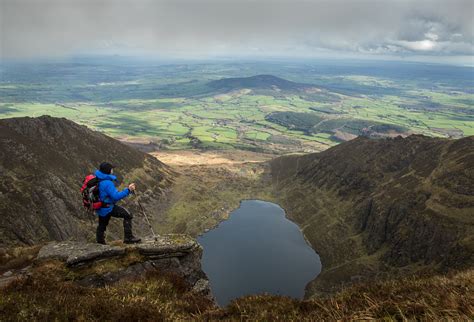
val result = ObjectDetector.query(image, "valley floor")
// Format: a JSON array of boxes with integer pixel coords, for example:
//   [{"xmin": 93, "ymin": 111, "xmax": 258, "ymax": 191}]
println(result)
[
  {"xmin": 149, "ymin": 149, "xmax": 277, "ymax": 237},
  {"xmin": 152, "ymin": 149, "xmax": 274, "ymax": 166}
]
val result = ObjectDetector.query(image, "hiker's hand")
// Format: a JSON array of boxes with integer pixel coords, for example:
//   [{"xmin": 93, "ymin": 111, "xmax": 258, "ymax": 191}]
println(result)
[{"xmin": 128, "ymin": 183, "xmax": 136, "ymax": 192}]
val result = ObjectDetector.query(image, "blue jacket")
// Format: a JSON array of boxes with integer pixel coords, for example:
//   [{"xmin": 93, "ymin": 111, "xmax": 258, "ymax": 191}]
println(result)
[{"xmin": 95, "ymin": 170, "xmax": 130, "ymax": 216}]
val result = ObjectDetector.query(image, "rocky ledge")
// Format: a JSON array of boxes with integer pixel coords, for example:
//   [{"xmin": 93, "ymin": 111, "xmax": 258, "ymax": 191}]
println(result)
[{"xmin": 35, "ymin": 234, "xmax": 213, "ymax": 300}]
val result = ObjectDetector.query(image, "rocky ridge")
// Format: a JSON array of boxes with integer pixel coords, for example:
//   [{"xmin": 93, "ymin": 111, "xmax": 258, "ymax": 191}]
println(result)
[{"xmin": 0, "ymin": 116, "xmax": 174, "ymax": 246}]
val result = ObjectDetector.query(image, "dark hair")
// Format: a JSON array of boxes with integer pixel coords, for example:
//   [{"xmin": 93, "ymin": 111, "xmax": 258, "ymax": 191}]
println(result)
[{"xmin": 99, "ymin": 162, "xmax": 114, "ymax": 174}]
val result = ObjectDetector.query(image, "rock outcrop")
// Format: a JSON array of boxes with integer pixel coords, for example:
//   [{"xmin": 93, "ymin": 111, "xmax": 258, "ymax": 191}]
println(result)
[{"xmin": 35, "ymin": 234, "xmax": 213, "ymax": 300}]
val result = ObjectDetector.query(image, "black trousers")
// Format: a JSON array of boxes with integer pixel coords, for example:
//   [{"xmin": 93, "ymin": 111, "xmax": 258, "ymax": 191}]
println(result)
[{"xmin": 96, "ymin": 205, "xmax": 134, "ymax": 242}]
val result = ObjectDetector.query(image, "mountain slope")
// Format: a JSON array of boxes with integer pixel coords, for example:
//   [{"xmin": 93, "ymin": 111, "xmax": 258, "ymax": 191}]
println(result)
[
  {"xmin": 0, "ymin": 116, "xmax": 174, "ymax": 246},
  {"xmin": 270, "ymin": 135, "xmax": 474, "ymax": 296}
]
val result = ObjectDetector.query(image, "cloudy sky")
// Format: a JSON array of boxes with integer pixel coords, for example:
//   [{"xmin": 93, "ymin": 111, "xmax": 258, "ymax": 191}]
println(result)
[{"xmin": 1, "ymin": 0, "xmax": 473, "ymax": 63}]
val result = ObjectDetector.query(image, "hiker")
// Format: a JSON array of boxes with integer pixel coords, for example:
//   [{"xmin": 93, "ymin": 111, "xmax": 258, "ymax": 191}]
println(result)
[{"xmin": 95, "ymin": 162, "xmax": 141, "ymax": 244}]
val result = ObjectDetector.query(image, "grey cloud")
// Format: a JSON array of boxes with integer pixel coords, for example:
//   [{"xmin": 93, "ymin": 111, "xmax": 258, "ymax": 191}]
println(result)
[{"xmin": 0, "ymin": 0, "xmax": 473, "ymax": 60}]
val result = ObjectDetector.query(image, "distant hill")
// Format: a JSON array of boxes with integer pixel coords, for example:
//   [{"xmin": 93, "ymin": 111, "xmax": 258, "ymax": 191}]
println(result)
[
  {"xmin": 207, "ymin": 74, "xmax": 312, "ymax": 92},
  {"xmin": 265, "ymin": 111, "xmax": 409, "ymax": 139},
  {"xmin": 271, "ymin": 135, "xmax": 474, "ymax": 296},
  {"xmin": 0, "ymin": 116, "xmax": 174, "ymax": 246}
]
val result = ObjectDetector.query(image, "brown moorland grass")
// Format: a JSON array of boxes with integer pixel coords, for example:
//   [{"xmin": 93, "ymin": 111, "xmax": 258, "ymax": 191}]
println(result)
[
  {"xmin": 1, "ymin": 260, "xmax": 472, "ymax": 321},
  {"xmin": 0, "ymin": 261, "xmax": 215, "ymax": 321},
  {"xmin": 208, "ymin": 269, "xmax": 474, "ymax": 320},
  {"xmin": 0, "ymin": 245, "xmax": 42, "ymax": 274}
]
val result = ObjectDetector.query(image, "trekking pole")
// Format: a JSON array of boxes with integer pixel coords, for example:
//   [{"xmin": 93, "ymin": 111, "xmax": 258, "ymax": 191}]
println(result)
[{"xmin": 131, "ymin": 190, "xmax": 158, "ymax": 241}]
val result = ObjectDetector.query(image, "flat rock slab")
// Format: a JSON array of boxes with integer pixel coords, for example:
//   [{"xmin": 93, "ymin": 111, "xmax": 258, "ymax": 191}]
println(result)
[
  {"xmin": 36, "ymin": 234, "xmax": 199, "ymax": 267},
  {"xmin": 37, "ymin": 242, "xmax": 126, "ymax": 266},
  {"xmin": 136, "ymin": 235, "xmax": 197, "ymax": 256}
]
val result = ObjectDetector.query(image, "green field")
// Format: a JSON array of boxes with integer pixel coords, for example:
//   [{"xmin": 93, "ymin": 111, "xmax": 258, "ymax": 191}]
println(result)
[{"xmin": 1, "ymin": 59, "xmax": 472, "ymax": 153}]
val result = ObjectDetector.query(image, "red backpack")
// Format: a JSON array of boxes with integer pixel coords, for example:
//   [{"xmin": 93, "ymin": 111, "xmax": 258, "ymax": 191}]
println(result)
[{"xmin": 81, "ymin": 175, "xmax": 104, "ymax": 211}]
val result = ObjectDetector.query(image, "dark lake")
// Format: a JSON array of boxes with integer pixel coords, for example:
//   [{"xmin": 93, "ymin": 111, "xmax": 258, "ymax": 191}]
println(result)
[{"xmin": 197, "ymin": 200, "xmax": 321, "ymax": 306}]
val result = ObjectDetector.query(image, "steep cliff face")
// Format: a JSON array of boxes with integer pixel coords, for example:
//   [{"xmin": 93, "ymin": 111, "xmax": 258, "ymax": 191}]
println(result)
[
  {"xmin": 270, "ymin": 135, "xmax": 474, "ymax": 296},
  {"xmin": 0, "ymin": 116, "xmax": 174, "ymax": 246}
]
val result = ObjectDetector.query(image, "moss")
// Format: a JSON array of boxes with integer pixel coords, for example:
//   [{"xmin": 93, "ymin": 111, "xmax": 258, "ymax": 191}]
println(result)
[{"xmin": 166, "ymin": 234, "xmax": 193, "ymax": 245}]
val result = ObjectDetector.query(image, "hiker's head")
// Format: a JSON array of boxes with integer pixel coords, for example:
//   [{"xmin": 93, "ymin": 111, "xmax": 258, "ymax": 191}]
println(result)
[{"xmin": 99, "ymin": 162, "xmax": 114, "ymax": 175}]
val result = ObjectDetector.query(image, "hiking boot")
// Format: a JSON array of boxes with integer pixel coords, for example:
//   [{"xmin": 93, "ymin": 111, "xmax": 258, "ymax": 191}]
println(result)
[{"xmin": 124, "ymin": 236, "xmax": 141, "ymax": 244}]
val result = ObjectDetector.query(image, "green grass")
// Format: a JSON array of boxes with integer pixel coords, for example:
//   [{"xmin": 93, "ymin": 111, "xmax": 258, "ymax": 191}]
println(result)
[{"xmin": 245, "ymin": 130, "xmax": 271, "ymax": 141}]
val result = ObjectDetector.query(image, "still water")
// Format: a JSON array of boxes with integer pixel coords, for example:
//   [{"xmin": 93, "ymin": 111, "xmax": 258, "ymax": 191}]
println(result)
[{"xmin": 197, "ymin": 200, "xmax": 321, "ymax": 306}]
